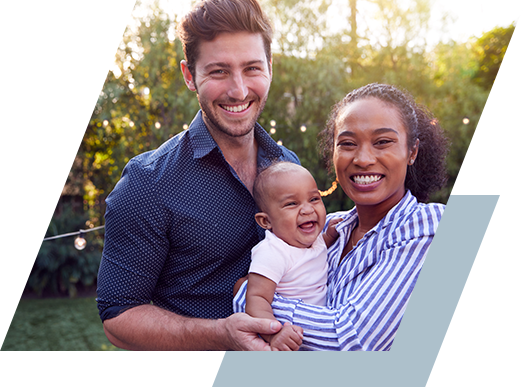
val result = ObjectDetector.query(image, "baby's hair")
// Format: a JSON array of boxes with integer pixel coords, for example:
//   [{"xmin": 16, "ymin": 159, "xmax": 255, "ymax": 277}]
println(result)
[
  {"xmin": 252, "ymin": 161, "xmax": 305, "ymax": 212},
  {"xmin": 319, "ymin": 83, "xmax": 449, "ymax": 202}
]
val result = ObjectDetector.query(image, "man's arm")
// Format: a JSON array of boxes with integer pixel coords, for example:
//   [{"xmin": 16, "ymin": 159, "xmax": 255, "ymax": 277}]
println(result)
[{"xmin": 103, "ymin": 303, "xmax": 282, "ymax": 351}]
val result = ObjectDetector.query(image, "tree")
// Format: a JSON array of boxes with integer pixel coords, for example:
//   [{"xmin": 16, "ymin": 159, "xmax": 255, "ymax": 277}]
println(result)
[{"xmin": 472, "ymin": 23, "xmax": 515, "ymax": 90}]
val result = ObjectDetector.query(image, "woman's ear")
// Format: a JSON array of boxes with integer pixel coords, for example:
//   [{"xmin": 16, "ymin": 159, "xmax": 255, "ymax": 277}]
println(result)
[
  {"xmin": 408, "ymin": 138, "xmax": 420, "ymax": 165},
  {"xmin": 180, "ymin": 60, "xmax": 196, "ymax": 92},
  {"xmin": 255, "ymin": 212, "xmax": 272, "ymax": 230}
]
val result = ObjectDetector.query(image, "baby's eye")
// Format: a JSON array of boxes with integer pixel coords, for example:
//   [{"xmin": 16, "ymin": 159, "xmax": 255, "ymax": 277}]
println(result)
[{"xmin": 285, "ymin": 201, "xmax": 297, "ymax": 207}]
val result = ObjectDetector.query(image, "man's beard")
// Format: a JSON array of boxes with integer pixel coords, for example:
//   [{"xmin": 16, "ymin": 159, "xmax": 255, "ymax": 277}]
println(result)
[{"xmin": 198, "ymin": 93, "xmax": 268, "ymax": 138}]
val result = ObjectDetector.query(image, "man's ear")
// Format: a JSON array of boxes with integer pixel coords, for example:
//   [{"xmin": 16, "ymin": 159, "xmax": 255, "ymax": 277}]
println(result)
[
  {"xmin": 180, "ymin": 60, "xmax": 196, "ymax": 92},
  {"xmin": 255, "ymin": 212, "xmax": 271, "ymax": 230}
]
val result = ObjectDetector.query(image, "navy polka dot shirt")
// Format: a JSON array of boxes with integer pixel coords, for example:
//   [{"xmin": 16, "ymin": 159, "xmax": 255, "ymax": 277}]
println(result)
[{"xmin": 96, "ymin": 111, "xmax": 300, "ymax": 321}]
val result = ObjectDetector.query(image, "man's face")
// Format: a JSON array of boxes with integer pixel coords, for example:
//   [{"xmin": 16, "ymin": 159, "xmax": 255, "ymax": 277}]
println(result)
[{"xmin": 182, "ymin": 32, "xmax": 272, "ymax": 139}]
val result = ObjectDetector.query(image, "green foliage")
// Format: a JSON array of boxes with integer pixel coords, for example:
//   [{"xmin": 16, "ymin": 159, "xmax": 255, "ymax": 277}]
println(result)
[
  {"xmin": 26, "ymin": 207, "xmax": 104, "ymax": 297},
  {"xmin": 60, "ymin": 0, "xmax": 512, "ymax": 233},
  {"xmin": 473, "ymin": 23, "xmax": 515, "ymax": 90}
]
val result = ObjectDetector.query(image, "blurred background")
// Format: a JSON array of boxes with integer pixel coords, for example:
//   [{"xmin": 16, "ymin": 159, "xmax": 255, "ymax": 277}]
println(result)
[{"xmin": 1, "ymin": 0, "xmax": 515, "ymax": 350}]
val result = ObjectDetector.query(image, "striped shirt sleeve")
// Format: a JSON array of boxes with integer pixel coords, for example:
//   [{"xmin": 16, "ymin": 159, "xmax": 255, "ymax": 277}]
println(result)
[{"xmin": 271, "ymin": 234, "xmax": 433, "ymax": 351}]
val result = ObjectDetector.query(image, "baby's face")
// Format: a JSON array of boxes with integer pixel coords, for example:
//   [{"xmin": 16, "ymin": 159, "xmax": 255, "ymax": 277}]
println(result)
[{"xmin": 264, "ymin": 168, "xmax": 326, "ymax": 248}]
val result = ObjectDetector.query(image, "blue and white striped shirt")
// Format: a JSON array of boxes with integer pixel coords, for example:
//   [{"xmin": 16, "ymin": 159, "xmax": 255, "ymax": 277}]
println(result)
[{"xmin": 234, "ymin": 191, "xmax": 444, "ymax": 350}]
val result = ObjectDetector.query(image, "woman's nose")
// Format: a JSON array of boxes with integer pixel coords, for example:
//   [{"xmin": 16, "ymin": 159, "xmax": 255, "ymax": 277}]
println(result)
[
  {"xmin": 227, "ymin": 73, "xmax": 249, "ymax": 101},
  {"xmin": 353, "ymin": 145, "xmax": 376, "ymax": 167}
]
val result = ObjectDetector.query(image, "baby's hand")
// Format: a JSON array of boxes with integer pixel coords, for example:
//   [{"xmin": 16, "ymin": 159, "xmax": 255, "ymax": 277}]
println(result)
[
  {"xmin": 327, "ymin": 218, "xmax": 343, "ymax": 238},
  {"xmin": 323, "ymin": 217, "xmax": 343, "ymax": 247},
  {"xmin": 269, "ymin": 322, "xmax": 303, "ymax": 351}
]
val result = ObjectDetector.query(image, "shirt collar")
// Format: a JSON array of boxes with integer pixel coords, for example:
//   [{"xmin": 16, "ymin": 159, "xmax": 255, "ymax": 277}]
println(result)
[
  {"xmin": 335, "ymin": 190, "xmax": 417, "ymax": 234},
  {"xmin": 188, "ymin": 110, "xmax": 284, "ymax": 162}
]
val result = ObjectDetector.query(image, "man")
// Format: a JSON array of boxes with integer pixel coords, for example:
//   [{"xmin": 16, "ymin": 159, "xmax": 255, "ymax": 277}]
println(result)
[{"xmin": 96, "ymin": 0, "xmax": 301, "ymax": 350}]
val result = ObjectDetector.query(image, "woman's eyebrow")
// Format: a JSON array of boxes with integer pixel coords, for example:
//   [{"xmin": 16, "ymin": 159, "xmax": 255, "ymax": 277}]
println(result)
[
  {"xmin": 373, "ymin": 127, "xmax": 399, "ymax": 135},
  {"xmin": 337, "ymin": 128, "xmax": 399, "ymax": 137}
]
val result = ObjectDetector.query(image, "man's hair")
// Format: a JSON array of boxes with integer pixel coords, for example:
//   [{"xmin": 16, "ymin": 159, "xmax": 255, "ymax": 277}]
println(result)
[
  {"xmin": 177, "ymin": 0, "xmax": 273, "ymax": 79},
  {"xmin": 252, "ymin": 161, "xmax": 305, "ymax": 212}
]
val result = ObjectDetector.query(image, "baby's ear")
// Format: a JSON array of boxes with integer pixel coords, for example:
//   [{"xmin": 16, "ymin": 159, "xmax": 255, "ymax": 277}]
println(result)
[{"xmin": 255, "ymin": 212, "xmax": 271, "ymax": 230}]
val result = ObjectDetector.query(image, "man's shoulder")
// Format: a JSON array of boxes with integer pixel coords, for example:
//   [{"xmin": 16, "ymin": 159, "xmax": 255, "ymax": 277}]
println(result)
[{"xmin": 279, "ymin": 145, "xmax": 301, "ymax": 164}]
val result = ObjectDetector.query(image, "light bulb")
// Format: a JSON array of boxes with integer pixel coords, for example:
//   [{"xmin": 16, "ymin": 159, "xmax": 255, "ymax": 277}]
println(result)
[{"xmin": 74, "ymin": 233, "xmax": 87, "ymax": 250}]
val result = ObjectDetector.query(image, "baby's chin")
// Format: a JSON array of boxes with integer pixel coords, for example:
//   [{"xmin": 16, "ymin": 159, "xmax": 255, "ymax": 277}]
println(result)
[{"xmin": 278, "ymin": 232, "xmax": 320, "ymax": 249}]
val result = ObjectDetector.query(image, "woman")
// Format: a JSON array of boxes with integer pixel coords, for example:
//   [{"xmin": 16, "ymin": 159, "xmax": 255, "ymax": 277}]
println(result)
[{"xmin": 234, "ymin": 83, "xmax": 449, "ymax": 350}]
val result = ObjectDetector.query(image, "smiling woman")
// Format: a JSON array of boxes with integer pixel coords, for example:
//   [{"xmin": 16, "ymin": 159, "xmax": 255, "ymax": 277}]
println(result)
[{"xmin": 234, "ymin": 83, "xmax": 450, "ymax": 351}]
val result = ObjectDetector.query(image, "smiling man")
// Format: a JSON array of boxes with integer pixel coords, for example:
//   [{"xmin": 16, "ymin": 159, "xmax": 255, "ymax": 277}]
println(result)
[{"xmin": 96, "ymin": 0, "xmax": 300, "ymax": 351}]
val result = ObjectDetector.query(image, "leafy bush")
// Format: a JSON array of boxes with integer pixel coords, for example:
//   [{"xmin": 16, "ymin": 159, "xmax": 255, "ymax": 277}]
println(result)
[{"xmin": 26, "ymin": 208, "xmax": 104, "ymax": 297}]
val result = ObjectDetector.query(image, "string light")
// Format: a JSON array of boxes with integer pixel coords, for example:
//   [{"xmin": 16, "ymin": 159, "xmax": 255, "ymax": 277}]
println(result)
[
  {"xmin": 300, "ymin": 125, "xmax": 307, "ymax": 132},
  {"xmin": 319, "ymin": 180, "xmax": 338, "ymax": 197},
  {"xmin": 74, "ymin": 232, "xmax": 87, "ymax": 250},
  {"xmin": 462, "ymin": 116, "xmax": 470, "ymax": 125},
  {"xmin": 43, "ymin": 225, "xmax": 105, "ymax": 250},
  {"xmin": 277, "ymin": 139, "xmax": 283, "ymax": 146},
  {"xmin": 183, "ymin": 123, "xmax": 189, "ymax": 130}
]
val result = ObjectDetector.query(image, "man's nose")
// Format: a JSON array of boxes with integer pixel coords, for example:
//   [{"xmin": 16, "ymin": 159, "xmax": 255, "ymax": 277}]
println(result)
[{"xmin": 227, "ymin": 73, "xmax": 249, "ymax": 101}]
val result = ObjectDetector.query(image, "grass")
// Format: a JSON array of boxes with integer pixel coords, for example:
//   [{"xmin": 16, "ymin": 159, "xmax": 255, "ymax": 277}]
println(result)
[{"xmin": 1, "ymin": 297, "xmax": 123, "ymax": 351}]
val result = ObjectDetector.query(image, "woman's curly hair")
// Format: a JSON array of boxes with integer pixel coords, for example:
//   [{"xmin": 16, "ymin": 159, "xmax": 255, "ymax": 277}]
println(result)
[{"xmin": 319, "ymin": 83, "xmax": 450, "ymax": 202}]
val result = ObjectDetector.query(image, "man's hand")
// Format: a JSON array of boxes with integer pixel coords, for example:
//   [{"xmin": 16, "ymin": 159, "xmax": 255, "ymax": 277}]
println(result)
[
  {"xmin": 268, "ymin": 322, "xmax": 303, "ymax": 351},
  {"xmin": 221, "ymin": 312, "xmax": 282, "ymax": 351}
]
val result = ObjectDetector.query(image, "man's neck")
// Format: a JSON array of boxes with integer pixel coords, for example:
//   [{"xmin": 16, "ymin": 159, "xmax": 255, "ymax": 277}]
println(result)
[{"xmin": 207, "ymin": 125, "xmax": 259, "ymax": 194}]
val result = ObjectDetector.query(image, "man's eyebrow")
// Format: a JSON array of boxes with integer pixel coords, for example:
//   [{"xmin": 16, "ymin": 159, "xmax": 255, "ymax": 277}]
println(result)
[
  {"xmin": 203, "ymin": 62, "xmax": 231, "ymax": 71},
  {"xmin": 203, "ymin": 60, "xmax": 266, "ymax": 71}
]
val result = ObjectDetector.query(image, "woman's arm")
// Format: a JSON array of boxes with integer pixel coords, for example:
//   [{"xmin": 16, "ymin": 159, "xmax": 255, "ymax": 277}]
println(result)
[{"xmin": 234, "ymin": 235, "xmax": 433, "ymax": 351}]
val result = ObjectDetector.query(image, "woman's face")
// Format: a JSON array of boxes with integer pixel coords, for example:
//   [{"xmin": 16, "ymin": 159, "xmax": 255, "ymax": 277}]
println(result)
[{"xmin": 332, "ymin": 97, "xmax": 418, "ymax": 213}]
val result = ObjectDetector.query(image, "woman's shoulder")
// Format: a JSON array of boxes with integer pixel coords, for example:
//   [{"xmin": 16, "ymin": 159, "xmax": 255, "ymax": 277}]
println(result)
[{"xmin": 392, "ymin": 201, "xmax": 445, "ymax": 239}]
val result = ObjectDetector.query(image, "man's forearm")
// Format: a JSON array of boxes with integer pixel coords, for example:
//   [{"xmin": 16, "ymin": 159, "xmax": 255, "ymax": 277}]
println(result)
[{"xmin": 103, "ymin": 304, "xmax": 231, "ymax": 351}]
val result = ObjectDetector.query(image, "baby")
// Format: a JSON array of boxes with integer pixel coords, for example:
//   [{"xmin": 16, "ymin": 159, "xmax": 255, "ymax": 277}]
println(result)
[{"xmin": 245, "ymin": 161, "xmax": 339, "ymax": 350}]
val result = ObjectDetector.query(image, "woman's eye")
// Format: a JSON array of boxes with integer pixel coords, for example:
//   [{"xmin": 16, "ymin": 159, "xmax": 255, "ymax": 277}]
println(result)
[
  {"xmin": 338, "ymin": 140, "xmax": 356, "ymax": 147},
  {"xmin": 375, "ymin": 139, "xmax": 394, "ymax": 146}
]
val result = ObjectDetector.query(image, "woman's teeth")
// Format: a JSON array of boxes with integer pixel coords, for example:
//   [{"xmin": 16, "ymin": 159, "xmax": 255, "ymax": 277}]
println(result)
[
  {"xmin": 353, "ymin": 175, "xmax": 382, "ymax": 185},
  {"xmin": 222, "ymin": 103, "xmax": 250, "ymax": 113}
]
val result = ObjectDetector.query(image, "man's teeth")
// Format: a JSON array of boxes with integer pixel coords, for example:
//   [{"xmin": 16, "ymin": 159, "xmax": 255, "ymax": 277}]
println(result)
[
  {"xmin": 353, "ymin": 175, "xmax": 382, "ymax": 185},
  {"xmin": 222, "ymin": 103, "xmax": 249, "ymax": 113}
]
